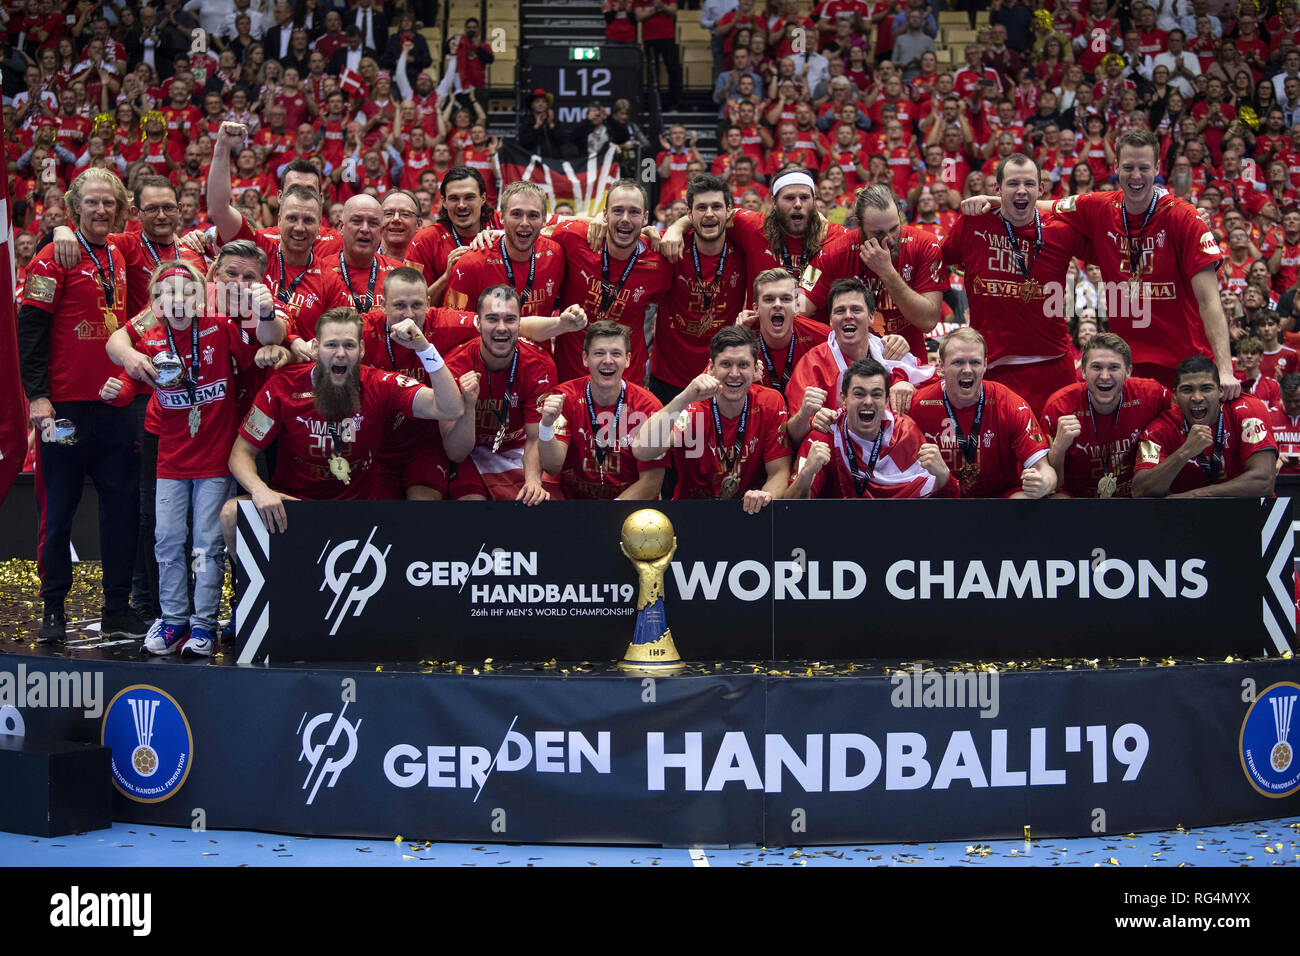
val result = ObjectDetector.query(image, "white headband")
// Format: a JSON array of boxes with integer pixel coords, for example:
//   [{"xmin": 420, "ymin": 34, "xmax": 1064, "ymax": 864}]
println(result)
[{"xmin": 772, "ymin": 170, "xmax": 816, "ymax": 197}]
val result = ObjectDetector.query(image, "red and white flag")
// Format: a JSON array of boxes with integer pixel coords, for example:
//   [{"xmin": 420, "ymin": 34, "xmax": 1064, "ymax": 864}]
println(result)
[
  {"xmin": 0, "ymin": 165, "xmax": 27, "ymax": 506},
  {"xmin": 339, "ymin": 68, "xmax": 367, "ymax": 99}
]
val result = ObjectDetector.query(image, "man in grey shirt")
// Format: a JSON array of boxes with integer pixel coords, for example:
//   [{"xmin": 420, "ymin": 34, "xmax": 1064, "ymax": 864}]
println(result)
[
  {"xmin": 892, "ymin": 9, "xmax": 936, "ymax": 83},
  {"xmin": 714, "ymin": 46, "xmax": 765, "ymax": 109}
]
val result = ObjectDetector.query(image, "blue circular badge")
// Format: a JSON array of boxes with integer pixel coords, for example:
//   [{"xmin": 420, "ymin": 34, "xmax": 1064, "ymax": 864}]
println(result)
[
  {"xmin": 1239, "ymin": 681, "xmax": 1300, "ymax": 799},
  {"xmin": 100, "ymin": 684, "xmax": 194, "ymax": 804}
]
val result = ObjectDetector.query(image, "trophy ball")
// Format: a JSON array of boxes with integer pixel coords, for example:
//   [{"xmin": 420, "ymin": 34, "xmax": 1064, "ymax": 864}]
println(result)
[{"xmin": 621, "ymin": 509, "xmax": 675, "ymax": 561}]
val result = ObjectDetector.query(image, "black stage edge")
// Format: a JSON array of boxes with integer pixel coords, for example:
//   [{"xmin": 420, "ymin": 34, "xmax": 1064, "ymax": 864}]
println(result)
[{"xmin": 2, "ymin": 645, "xmax": 1296, "ymax": 847}]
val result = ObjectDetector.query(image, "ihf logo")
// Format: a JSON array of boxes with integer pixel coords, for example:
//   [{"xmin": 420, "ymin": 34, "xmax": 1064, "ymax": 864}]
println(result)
[
  {"xmin": 1239, "ymin": 682, "xmax": 1300, "ymax": 798},
  {"xmin": 100, "ymin": 685, "xmax": 193, "ymax": 803}
]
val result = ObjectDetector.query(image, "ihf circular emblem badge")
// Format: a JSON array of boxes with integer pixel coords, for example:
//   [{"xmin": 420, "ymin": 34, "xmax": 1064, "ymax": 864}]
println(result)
[
  {"xmin": 100, "ymin": 685, "xmax": 194, "ymax": 803},
  {"xmin": 1239, "ymin": 682, "xmax": 1300, "ymax": 799}
]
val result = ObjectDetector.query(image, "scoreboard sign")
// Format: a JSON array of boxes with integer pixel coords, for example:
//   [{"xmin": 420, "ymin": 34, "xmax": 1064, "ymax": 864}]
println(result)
[{"xmin": 520, "ymin": 46, "xmax": 643, "ymax": 126}]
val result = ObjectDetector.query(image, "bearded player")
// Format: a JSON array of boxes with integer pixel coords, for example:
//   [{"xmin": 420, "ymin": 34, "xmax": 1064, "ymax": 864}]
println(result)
[
  {"xmin": 1131, "ymin": 357, "xmax": 1277, "ymax": 497},
  {"xmin": 787, "ymin": 357, "xmax": 957, "ymax": 499},
  {"xmin": 1040, "ymin": 332, "xmax": 1170, "ymax": 498},
  {"xmin": 909, "ymin": 327, "xmax": 1058, "ymax": 498},
  {"xmin": 538, "ymin": 321, "xmax": 667, "ymax": 500}
]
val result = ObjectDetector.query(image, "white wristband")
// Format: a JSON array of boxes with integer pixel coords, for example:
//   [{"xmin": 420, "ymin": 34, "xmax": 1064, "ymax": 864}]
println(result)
[
  {"xmin": 416, "ymin": 344, "xmax": 444, "ymax": 374},
  {"xmin": 538, "ymin": 423, "xmax": 555, "ymax": 441}
]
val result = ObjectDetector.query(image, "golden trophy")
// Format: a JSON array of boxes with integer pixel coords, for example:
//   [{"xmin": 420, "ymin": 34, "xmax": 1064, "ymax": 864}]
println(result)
[{"xmin": 619, "ymin": 509, "xmax": 684, "ymax": 672}]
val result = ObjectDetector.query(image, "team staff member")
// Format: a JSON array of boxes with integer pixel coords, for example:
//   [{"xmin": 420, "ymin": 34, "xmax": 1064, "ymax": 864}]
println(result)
[
  {"xmin": 540, "ymin": 321, "xmax": 667, "ymax": 500},
  {"xmin": 735, "ymin": 269, "xmax": 830, "ymax": 395},
  {"xmin": 633, "ymin": 326, "xmax": 790, "ymax": 512},
  {"xmin": 799, "ymin": 184, "xmax": 946, "ymax": 366},
  {"xmin": 19, "ymin": 168, "xmax": 148, "ymax": 643},
  {"xmin": 1041, "ymin": 332, "xmax": 1170, "ymax": 498},
  {"xmin": 1132, "ymin": 357, "xmax": 1278, "ymax": 497},
  {"xmin": 330, "ymin": 194, "xmax": 407, "ymax": 312},
  {"xmin": 221, "ymin": 308, "xmax": 465, "ymax": 545},
  {"xmin": 441, "ymin": 285, "xmax": 560, "ymax": 503},
  {"xmin": 788, "ymin": 358, "xmax": 957, "ymax": 499},
  {"xmin": 909, "ymin": 327, "xmax": 1057, "ymax": 498},
  {"xmin": 647, "ymin": 175, "xmax": 749, "ymax": 406},
  {"xmin": 943, "ymin": 153, "xmax": 1087, "ymax": 416}
]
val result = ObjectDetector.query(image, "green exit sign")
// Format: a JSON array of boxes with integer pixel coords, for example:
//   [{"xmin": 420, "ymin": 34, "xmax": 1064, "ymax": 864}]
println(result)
[{"xmin": 570, "ymin": 47, "xmax": 600, "ymax": 61}]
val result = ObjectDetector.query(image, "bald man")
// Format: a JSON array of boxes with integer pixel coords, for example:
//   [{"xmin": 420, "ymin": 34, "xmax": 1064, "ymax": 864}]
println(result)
[{"xmin": 330, "ymin": 193, "xmax": 407, "ymax": 311}]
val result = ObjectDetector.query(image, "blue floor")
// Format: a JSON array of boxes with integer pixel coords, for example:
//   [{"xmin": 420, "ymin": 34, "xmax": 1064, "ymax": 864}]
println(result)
[{"xmin": 3, "ymin": 818, "xmax": 1297, "ymax": 867}]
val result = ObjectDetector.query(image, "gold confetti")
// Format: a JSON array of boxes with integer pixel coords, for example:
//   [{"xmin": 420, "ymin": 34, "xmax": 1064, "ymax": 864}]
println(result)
[
  {"xmin": 1023, "ymin": 826, "xmax": 1032, "ymax": 841},
  {"xmin": 375, "ymin": 665, "xmax": 382, "ymax": 672},
  {"xmin": 1108, "ymin": 858, "xmax": 1119, "ymax": 865},
  {"xmin": 394, "ymin": 835, "xmax": 403, "ymax": 845}
]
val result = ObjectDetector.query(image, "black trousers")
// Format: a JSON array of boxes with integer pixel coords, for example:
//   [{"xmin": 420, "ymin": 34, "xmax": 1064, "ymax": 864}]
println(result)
[
  {"xmin": 644, "ymin": 38, "xmax": 682, "ymax": 111},
  {"xmin": 37, "ymin": 401, "xmax": 140, "ymax": 613},
  {"xmin": 132, "ymin": 399, "xmax": 160, "ymax": 618}
]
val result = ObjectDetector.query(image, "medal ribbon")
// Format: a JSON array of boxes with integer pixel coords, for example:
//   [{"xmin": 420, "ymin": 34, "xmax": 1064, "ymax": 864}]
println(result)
[
  {"xmin": 941, "ymin": 384, "xmax": 985, "ymax": 467},
  {"xmin": 499, "ymin": 236, "xmax": 536, "ymax": 304},
  {"xmin": 779, "ymin": 238, "xmax": 808, "ymax": 280},
  {"xmin": 1186, "ymin": 408, "xmax": 1226, "ymax": 484},
  {"xmin": 75, "ymin": 230, "xmax": 115, "ymax": 307},
  {"xmin": 1121, "ymin": 192, "xmax": 1158, "ymax": 283},
  {"xmin": 758, "ymin": 331, "xmax": 797, "ymax": 394},
  {"xmin": 276, "ymin": 248, "xmax": 313, "ymax": 304},
  {"xmin": 690, "ymin": 235, "xmax": 728, "ymax": 313},
  {"xmin": 1085, "ymin": 386, "xmax": 1125, "ymax": 477},
  {"xmin": 586, "ymin": 380, "xmax": 625, "ymax": 469},
  {"xmin": 711, "ymin": 393, "xmax": 749, "ymax": 475},
  {"xmin": 338, "ymin": 250, "xmax": 379, "ymax": 312},
  {"xmin": 600, "ymin": 242, "xmax": 640, "ymax": 317},
  {"xmin": 1000, "ymin": 209, "xmax": 1042, "ymax": 279},
  {"xmin": 840, "ymin": 414, "xmax": 885, "ymax": 496},
  {"xmin": 163, "ymin": 320, "xmax": 201, "ymax": 408},
  {"xmin": 141, "ymin": 235, "xmax": 178, "ymax": 268},
  {"xmin": 482, "ymin": 347, "xmax": 520, "ymax": 433}
]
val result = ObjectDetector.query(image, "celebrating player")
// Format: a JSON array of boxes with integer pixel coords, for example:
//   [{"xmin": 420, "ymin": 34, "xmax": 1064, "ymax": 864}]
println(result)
[{"xmin": 736, "ymin": 268, "xmax": 830, "ymax": 395}]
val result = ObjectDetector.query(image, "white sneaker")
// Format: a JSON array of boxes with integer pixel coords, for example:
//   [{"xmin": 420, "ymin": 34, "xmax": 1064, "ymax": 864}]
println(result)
[
  {"xmin": 143, "ymin": 621, "xmax": 189, "ymax": 656},
  {"xmin": 182, "ymin": 627, "xmax": 215, "ymax": 657}
]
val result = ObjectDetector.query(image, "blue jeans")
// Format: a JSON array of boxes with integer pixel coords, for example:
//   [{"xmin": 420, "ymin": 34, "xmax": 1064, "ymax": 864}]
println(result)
[{"xmin": 155, "ymin": 476, "xmax": 234, "ymax": 631}]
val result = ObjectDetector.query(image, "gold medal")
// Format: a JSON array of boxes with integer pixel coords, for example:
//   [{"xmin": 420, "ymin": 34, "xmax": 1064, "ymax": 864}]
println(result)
[
  {"xmin": 959, "ymin": 461, "xmax": 979, "ymax": 489},
  {"xmin": 719, "ymin": 471, "xmax": 741, "ymax": 499},
  {"xmin": 1097, "ymin": 472, "xmax": 1117, "ymax": 498},
  {"xmin": 188, "ymin": 406, "xmax": 201, "ymax": 438},
  {"xmin": 1020, "ymin": 279, "xmax": 1041, "ymax": 301},
  {"xmin": 1128, "ymin": 277, "xmax": 1143, "ymax": 303},
  {"xmin": 491, "ymin": 423, "xmax": 507, "ymax": 454},
  {"xmin": 329, "ymin": 454, "xmax": 352, "ymax": 484},
  {"xmin": 103, "ymin": 308, "xmax": 118, "ymax": 333}
]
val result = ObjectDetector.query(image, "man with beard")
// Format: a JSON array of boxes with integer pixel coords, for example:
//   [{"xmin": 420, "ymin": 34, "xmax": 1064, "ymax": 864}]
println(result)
[
  {"xmin": 208, "ymin": 123, "xmax": 352, "ymax": 343},
  {"xmin": 786, "ymin": 277, "xmax": 933, "ymax": 446},
  {"xmin": 647, "ymin": 175, "xmax": 750, "ymax": 406},
  {"xmin": 659, "ymin": 168, "xmax": 843, "ymax": 301},
  {"xmin": 800, "ymin": 183, "xmax": 946, "ymax": 367},
  {"xmin": 539, "ymin": 321, "xmax": 668, "ymax": 500},
  {"xmin": 787, "ymin": 357, "xmax": 957, "ymax": 499},
  {"xmin": 441, "ymin": 285, "xmax": 560, "ymax": 503},
  {"xmin": 909, "ymin": 327, "xmax": 1057, "ymax": 498},
  {"xmin": 633, "ymin": 326, "xmax": 789, "ymax": 512},
  {"xmin": 330, "ymin": 194, "xmax": 406, "ymax": 312},
  {"xmin": 444, "ymin": 182, "xmax": 567, "ymax": 319},
  {"xmin": 220, "ymin": 307, "xmax": 464, "ymax": 545},
  {"xmin": 942, "ymin": 153, "xmax": 1087, "ymax": 416},
  {"xmin": 549, "ymin": 180, "xmax": 673, "ymax": 383},
  {"xmin": 1041, "ymin": 333, "xmax": 1171, "ymax": 498},
  {"xmin": 1132, "ymin": 356, "xmax": 1277, "ymax": 497},
  {"xmin": 408, "ymin": 166, "xmax": 497, "ymax": 303},
  {"xmin": 735, "ymin": 268, "xmax": 829, "ymax": 396}
]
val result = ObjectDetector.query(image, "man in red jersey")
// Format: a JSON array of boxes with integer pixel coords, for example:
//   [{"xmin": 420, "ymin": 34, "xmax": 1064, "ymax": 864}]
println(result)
[
  {"xmin": 18, "ymin": 169, "xmax": 148, "ymax": 643},
  {"xmin": 208, "ymin": 123, "xmax": 352, "ymax": 343},
  {"xmin": 441, "ymin": 285, "xmax": 560, "ymax": 503},
  {"xmin": 945, "ymin": 153, "xmax": 1087, "ymax": 416},
  {"xmin": 539, "ymin": 321, "xmax": 667, "ymax": 500},
  {"xmin": 1132, "ymin": 356, "xmax": 1277, "ymax": 497},
  {"xmin": 407, "ymin": 166, "xmax": 496, "ymax": 302},
  {"xmin": 445, "ymin": 181, "xmax": 567, "ymax": 320},
  {"xmin": 1041, "ymin": 332, "xmax": 1170, "ymax": 498},
  {"xmin": 647, "ymin": 174, "xmax": 749, "ymax": 405},
  {"xmin": 659, "ymin": 168, "xmax": 843, "ymax": 301},
  {"xmin": 1258, "ymin": 312, "xmax": 1299, "ymax": 380},
  {"xmin": 1269, "ymin": 373, "xmax": 1300, "ymax": 474},
  {"xmin": 331, "ymin": 194, "xmax": 406, "ymax": 312},
  {"xmin": 220, "ymin": 307, "xmax": 464, "ymax": 541},
  {"xmin": 1051, "ymin": 130, "xmax": 1236, "ymax": 395},
  {"xmin": 786, "ymin": 276, "xmax": 933, "ymax": 446},
  {"xmin": 633, "ymin": 326, "xmax": 789, "ymax": 512},
  {"xmin": 909, "ymin": 327, "xmax": 1057, "ymax": 498},
  {"xmin": 378, "ymin": 189, "xmax": 421, "ymax": 263},
  {"xmin": 800, "ymin": 184, "xmax": 946, "ymax": 366},
  {"xmin": 787, "ymin": 357, "xmax": 956, "ymax": 499},
  {"xmin": 735, "ymin": 268, "xmax": 829, "ymax": 395},
  {"xmin": 1235, "ymin": 337, "xmax": 1283, "ymax": 408},
  {"xmin": 549, "ymin": 180, "xmax": 673, "ymax": 383}
]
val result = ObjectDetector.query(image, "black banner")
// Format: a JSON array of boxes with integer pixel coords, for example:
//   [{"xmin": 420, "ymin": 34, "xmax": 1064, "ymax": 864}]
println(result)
[{"xmin": 236, "ymin": 499, "xmax": 1296, "ymax": 663}]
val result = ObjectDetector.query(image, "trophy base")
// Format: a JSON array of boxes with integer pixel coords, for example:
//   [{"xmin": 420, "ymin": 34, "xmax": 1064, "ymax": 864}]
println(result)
[{"xmin": 620, "ymin": 629, "xmax": 683, "ymax": 673}]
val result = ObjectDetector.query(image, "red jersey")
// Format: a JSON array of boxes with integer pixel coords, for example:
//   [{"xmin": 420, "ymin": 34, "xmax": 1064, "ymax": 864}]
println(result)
[
  {"xmin": 671, "ymin": 384, "xmax": 790, "ymax": 500},
  {"xmin": 941, "ymin": 211, "xmax": 1085, "ymax": 367},
  {"xmin": 399, "ymin": 147, "xmax": 434, "ymax": 190},
  {"xmin": 649, "ymin": 236, "xmax": 749, "ymax": 389},
  {"xmin": 909, "ymin": 380, "xmax": 1050, "ymax": 497},
  {"xmin": 162, "ymin": 104, "xmax": 200, "ymax": 149},
  {"xmin": 801, "ymin": 224, "xmax": 948, "ymax": 363},
  {"xmin": 407, "ymin": 220, "xmax": 486, "ymax": 284},
  {"xmin": 1263, "ymin": 234, "xmax": 1300, "ymax": 296},
  {"xmin": 106, "ymin": 232, "xmax": 187, "ymax": 319},
  {"xmin": 786, "ymin": 333, "xmax": 935, "ymax": 421},
  {"xmin": 1269, "ymin": 407, "xmax": 1300, "ymax": 473},
  {"xmin": 443, "ymin": 237, "xmax": 566, "ymax": 318},
  {"xmin": 20, "ymin": 238, "xmax": 129, "ymax": 402},
  {"xmin": 444, "ymin": 339, "xmax": 558, "ymax": 453},
  {"xmin": 1261, "ymin": 345, "xmax": 1299, "ymax": 381},
  {"xmin": 1072, "ymin": 17, "xmax": 1117, "ymax": 75},
  {"xmin": 240, "ymin": 363, "xmax": 421, "ymax": 500},
  {"xmin": 1237, "ymin": 372, "xmax": 1282, "ymax": 408},
  {"xmin": 1052, "ymin": 190, "xmax": 1224, "ymax": 372},
  {"xmin": 794, "ymin": 410, "xmax": 959, "ymax": 498},
  {"xmin": 132, "ymin": 315, "xmax": 260, "ymax": 479},
  {"xmin": 121, "ymin": 137, "xmax": 181, "ymax": 176},
  {"xmin": 657, "ymin": 149, "xmax": 693, "ymax": 204},
  {"xmin": 754, "ymin": 315, "xmax": 831, "ymax": 394},
  {"xmin": 765, "ymin": 146, "xmax": 822, "ymax": 177},
  {"xmin": 1039, "ymin": 378, "xmax": 1170, "ymax": 498},
  {"xmin": 549, "ymin": 221, "xmax": 672, "ymax": 383},
  {"xmin": 551, "ymin": 378, "xmax": 666, "ymax": 499},
  {"xmin": 233, "ymin": 219, "xmax": 352, "ymax": 339},
  {"xmin": 329, "ymin": 252, "xmax": 405, "ymax": 312},
  {"xmin": 726, "ymin": 207, "xmax": 845, "ymax": 298},
  {"xmin": 1134, "ymin": 397, "xmax": 1277, "ymax": 494}
]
